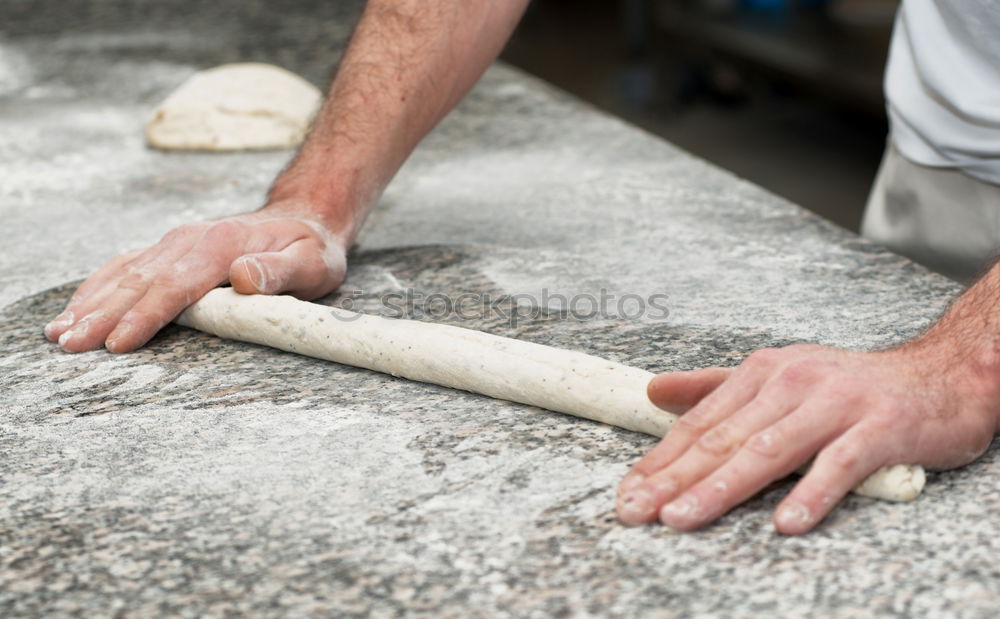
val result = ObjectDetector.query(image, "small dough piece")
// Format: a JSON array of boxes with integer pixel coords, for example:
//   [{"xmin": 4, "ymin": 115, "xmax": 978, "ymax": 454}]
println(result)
[
  {"xmin": 146, "ymin": 63, "xmax": 321, "ymax": 151},
  {"xmin": 852, "ymin": 462, "xmax": 925, "ymax": 501},
  {"xmin": 176, "ymin": 288, "xmax": 926, "ymax": 502}
]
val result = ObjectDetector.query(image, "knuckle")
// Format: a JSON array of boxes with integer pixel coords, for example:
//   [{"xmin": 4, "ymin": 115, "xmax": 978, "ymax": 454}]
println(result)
[
  {"xmin": 746, "ymin": 428, "xmax": 782, "ymax": 458},
  {"xmin": 202, "ymin": 220, "xmax": 248, "ymax": 245},
  {"xmin": 745, "ymin": 348, "xmax": 780, "ymax": 369},
  {"xmin": 823, "ymin": 443, "xmax": 861, "ymax": 473},
  {"xmin": 675, "ymin": 411, "xmax": 711, "ymax": 433},
  {"xmin": 161, "ymin": 223, "xmax": 200, "ymax": 244},
  {"xmin": 777, "ymin": 360, "xmax": 826, "ymax": 386},
  {"xmin": 698, "ymin": 424, "xmax": 737, "ymax": 456},
  {"xmin": 117, "ymin": 270, "xmax": 151, "ymax": 292}
]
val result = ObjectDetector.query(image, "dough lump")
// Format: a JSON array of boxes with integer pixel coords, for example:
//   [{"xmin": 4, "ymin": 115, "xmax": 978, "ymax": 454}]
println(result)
[{"xmin": 146, "ymin": 63, "xmax": 321, "ymax": 151}]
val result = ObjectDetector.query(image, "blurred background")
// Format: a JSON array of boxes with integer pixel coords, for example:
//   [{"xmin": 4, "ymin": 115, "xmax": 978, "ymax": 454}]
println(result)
[
  {"xmin": 1, "ymin": 0, "xmax": 897, "ymax": 233},
  {"xmin": 502, "ymin": 0, "xmax": 898, "ymax": 232}
]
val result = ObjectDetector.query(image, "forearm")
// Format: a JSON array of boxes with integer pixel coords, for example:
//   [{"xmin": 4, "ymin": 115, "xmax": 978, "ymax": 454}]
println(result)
[{"xmin": 269, "ymin": 0, "xmax": 529, "ymax": 242}]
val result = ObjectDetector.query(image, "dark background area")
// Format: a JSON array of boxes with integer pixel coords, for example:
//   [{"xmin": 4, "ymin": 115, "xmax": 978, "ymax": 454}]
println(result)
[{"xmin": 502, "ymin": 0, "xmax": 897, "ymax": 232}]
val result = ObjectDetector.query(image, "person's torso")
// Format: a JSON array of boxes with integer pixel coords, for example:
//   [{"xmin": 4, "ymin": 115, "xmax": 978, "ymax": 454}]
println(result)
[{"xmin": 887, "ymin": 0, "xmax": 1000, "ymax": 184}]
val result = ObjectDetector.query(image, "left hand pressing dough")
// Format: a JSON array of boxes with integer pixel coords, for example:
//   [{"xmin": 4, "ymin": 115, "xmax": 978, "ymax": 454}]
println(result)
[{"xmin": 176, "ymin": 288, "xmax": 926, "ymax": 502}]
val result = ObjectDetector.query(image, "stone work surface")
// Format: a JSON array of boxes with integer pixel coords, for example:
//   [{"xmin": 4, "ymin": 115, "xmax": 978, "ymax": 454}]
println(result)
[{"xmin": 2, "ymin": 2, "xmax": 997, "ymax": 617}]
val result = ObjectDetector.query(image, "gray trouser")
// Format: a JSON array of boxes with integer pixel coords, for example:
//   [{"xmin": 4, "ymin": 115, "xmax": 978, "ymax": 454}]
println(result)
[{"xmin": 861, "ymin": 142, "xmax": 1000, "ymax": 283}]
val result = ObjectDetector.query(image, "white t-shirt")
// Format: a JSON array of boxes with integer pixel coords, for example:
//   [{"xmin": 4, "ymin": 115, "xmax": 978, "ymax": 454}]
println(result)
[{"xmin": 886, "ymin": 0, "xmax": 1000, "ymax": 184}]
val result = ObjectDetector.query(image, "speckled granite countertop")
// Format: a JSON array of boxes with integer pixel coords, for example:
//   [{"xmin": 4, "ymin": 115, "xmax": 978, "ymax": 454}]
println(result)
[{"xmin": 1, "ymin": 2, "xmax": 997, "ymax": 617}]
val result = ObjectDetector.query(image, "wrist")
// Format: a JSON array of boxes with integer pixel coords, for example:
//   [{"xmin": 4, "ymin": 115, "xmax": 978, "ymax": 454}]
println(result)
[
  {"xmin": 267, "ymin": 160, "xmax": 377, "ymax": 245},
  {"xmin": 891, "ymin": 334, "xmax": 1000, "ymax": 432}
]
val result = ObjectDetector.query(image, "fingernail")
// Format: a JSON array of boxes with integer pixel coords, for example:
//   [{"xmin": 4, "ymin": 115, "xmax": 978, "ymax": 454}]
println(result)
[
  {"xmin": 44, "ymin": 311, "xmax": 75, "ymax": 338},
  {"xmin": 660, "ymin": 495, "xmax": 700, "ymax": 527},
  {"xmin": 617, "ymin": 488, "xmax": 656, "ymax": 524},
  {"xmin": 243, "ymin": 258, "xmax": 268, "ymax": 293},
  {"xmin": 58, "ymin": 318, "xmax": 91, "ymax": 347},
  {"xmin": 618, "ymin": 473, "xmax": 645, "ymax": 496},
  {"xmin": 776, "ymin": 502, "xmax": 812, "ymax": 531},
  {"xmin": 106, "ymin": 322, "xmax": 134, "ymax": 353}
]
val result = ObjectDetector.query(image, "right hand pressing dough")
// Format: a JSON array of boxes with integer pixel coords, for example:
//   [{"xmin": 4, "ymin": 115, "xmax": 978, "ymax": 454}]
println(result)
[{"xmin": 176, "ymin": 288, "xmax": 926, "ymax": 502}]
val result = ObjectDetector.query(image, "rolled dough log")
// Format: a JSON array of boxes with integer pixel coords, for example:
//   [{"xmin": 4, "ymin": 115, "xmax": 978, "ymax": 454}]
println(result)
[
  {"xmin": 146, "ymin": 63, "xmax": 321, "ymax": 151},
  {"xmin": 176, "ymin": 288, "xmax": 926, "ymax": 502}
]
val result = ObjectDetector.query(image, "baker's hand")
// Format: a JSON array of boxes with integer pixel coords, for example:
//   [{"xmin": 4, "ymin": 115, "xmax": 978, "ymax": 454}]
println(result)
[
  {"xmin": 615, "ymin": 343, "xmax": 1000, "ymax": 534},
  {"xmin": 44, "ymin": 200, "xmax": 349, "ymax": 353}
]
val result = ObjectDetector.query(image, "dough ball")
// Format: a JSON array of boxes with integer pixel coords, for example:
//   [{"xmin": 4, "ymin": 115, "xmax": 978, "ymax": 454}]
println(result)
[{"xmin": 146, "ymin": 63, "xmax": 321, "ymax": 151}]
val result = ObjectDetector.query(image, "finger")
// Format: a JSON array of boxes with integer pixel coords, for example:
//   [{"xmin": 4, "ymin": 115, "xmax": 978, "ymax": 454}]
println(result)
[
  {"xmin": 104, "ymin": 278, "xmax": 221, "ymax": 353},
  {"xmin": 617, "ymin": 361, "xmax": 811, "ymax": 524},
  {"xmin": 773, "ymin": 422, "xmax": 889, "ymax": 535},
  {"xmin": 229, "ymin": 238, "xmax": 345, "ymax": 299},
  {"xmin": 67, "ymin": 249, "xmax": 144, "ymax": 307},
  {"xmin": 105, "ymin": 220, "xmax": 287, "ymax": 353},
  {"xmin": 103, "ymin": 223, "xmax": 254, "ymax": 352},
  {"xmin": 49, "ymin": 223, "xmax": 211, "ymax": 348},
  {"xmin": 647, "ymin": 367, "xmax": 732, "ymax": 413},
  {"xmin": 56, "ymin": 292, "xmax": 146, "ymax": 353},
  {"xmin": 102, "ymin": 219, "xmax": 333, "ymax": 352},
  {"xmin": 55, "ymin": 237, "xmax": 206, "ymax": 352},
  {"xmin": 44, "ymin": 249, "xmax": 142, "ymax": 341},
  {"xmin": 619, "ymin": 349, "xmax": 781, "ymax": 496},
  {"xmin": 656, "ymin": 400, "xmax": 852, "ymax": 531}
]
